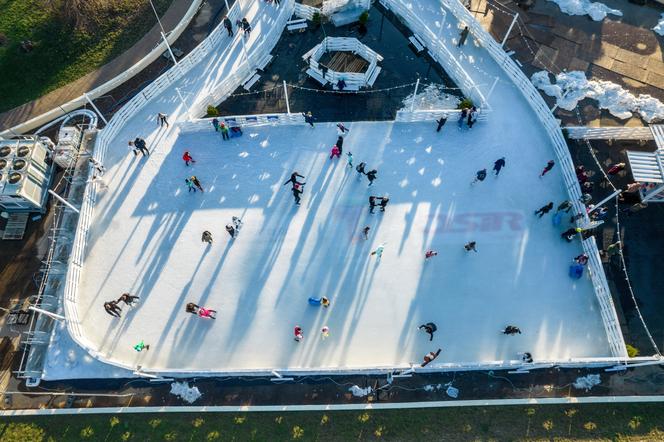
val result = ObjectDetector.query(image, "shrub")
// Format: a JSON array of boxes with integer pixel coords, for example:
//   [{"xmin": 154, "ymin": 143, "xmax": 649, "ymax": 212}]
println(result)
[
  {"xmin": 206, "ymin": 105, "xmax": 219, "ymax": 117},
  {"xmin": 312, "ymin": 12, "xmax": 321, "ymax": 25},
  {"xmin": 457, "ymin": 97, "xmax": 474, "ymax": 109},
  {"xmin": 359, "ymin": 11, "xmax": 369, "ymax": 25},
  {"xmin": 626, "ymin": 344, "xmax": 640, "ymax": 357}
]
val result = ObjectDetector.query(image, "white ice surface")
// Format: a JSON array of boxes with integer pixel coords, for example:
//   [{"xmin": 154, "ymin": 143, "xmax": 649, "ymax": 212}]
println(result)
[
  {"xmin": 44, "ymin": 0, "xmax": 615, "ymax": 379},
  {"xmin": 532, "ymin": 70, "xmax": 664, "ymax": 123},
  {"xmin": 654, "ymin": 13, "xmax": 664, "ymax": 36},
  {"xmin": 545, "ymin": 0, "xmax": 622, "ymax": 21}
]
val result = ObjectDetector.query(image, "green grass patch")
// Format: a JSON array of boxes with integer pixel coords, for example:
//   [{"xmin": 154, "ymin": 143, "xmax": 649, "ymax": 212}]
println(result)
[
  {"xmin": 0, "ymin": 0, "xmax": 173, "ymax": 113},
  {"xmin": 2, "ymin": 403, "xmax": 664, "ymax": 441}
]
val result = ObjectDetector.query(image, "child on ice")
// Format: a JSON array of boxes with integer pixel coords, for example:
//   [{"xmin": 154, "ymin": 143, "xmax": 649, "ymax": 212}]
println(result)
[{"xmin": 330, "ymin": 145, "xmax": 341, "ymax": 159}]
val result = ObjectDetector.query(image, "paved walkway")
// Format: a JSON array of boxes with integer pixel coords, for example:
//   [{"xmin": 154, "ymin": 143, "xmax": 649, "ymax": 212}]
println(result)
[{"xmin": 0, "ymin": 0, "xmax": 194, "ymax": 132}]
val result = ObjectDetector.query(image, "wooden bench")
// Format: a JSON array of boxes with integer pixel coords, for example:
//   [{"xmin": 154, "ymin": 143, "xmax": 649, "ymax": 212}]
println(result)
[
  {"xmin": 242, "ymin": 71, "xmax": 261, "ymax": 91},
  {"xmin": 408, "ymin": 34, "xmax": 426, "ymax": 53},
  {"xmin": 287, "ymin": 18, "xmax": 308, "ymax": 32}
]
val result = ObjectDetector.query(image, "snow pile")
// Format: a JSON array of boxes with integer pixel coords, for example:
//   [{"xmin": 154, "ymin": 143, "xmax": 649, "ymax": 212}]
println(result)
[
  {"xmin": 400, "ymin": 84, "xmax": 460, "ymax": 111},
  {"xmin": 546, "ymin": 0, "xmax": 622, "ymax": 21},
  {"xmin": 654, "ymin": 13, "xmax": 664, "ymax": 36},
  {"xmin": 349, "ymin": 385, "xmax": 373, "ymax": 397},
  {"xmin": 572, "ymin": 374, "xmax": 601, "ymax": 391},
  {"xmin": 531, "ymin": 70, "xmax": 664, "ymax": 123},
  {"xmin": 170, "ymin": 382, "xmax": 202, "ymax": 404}
]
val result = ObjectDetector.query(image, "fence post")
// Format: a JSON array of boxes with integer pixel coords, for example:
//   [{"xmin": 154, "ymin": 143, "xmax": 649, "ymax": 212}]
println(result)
[
  {"xmin": 486, "ymin": 76, "xmax": 499, "ymax": 103},
  {"xmin": 410, "ymin": 78, "xmax": 420, "ymax": 112},
  {"xmin": 83, "ymin": 93, "xmax": 109, "ymax": 125},
  {"xmin": 162, "ymin": 32, "xmax": 179, "ymax": 65},
  {"xmin": 175, "ymin": 87, "xmax": 190, "ymax": 119},
  {"xmin": 283, "ymin": 81, "xmax": 291, "ymax": 114},
  {"xmin": 501, "ymin": 12, "xmax": 518, "ymax": 48}
]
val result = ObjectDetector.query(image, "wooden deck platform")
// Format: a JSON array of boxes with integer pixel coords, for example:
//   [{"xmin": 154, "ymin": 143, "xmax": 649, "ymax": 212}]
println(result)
[{"xmin": 318, "ymin": 51, "xmax": 368, "ymax": 73}]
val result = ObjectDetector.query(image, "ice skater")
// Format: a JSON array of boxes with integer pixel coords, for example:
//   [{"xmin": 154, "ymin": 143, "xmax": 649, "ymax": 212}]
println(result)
[
  {"xmin": 418, "ymin": 322, "xmax": 437, "ymax": 341},
  {"xmin": 321, "ymin": 326, "xmax": 330, "ymax": 339},
  {"xmin": 241, "ymin": 17, "xmax": 251, "ymax": 36},
  {"xmin": 534, "ymin": 202, "xmax": 554, "ymax": 218},
  {"xmin": 556, "ymin": 200, "xmax": 572, "ymax": 213},
  {"xmin": 308, "ymin": 296, "xmax": 330, "ymax": 307},
  {"xmin": 88, "ymin": 157, "xmax": 105, "ymax": 175},
  {"xmin": 292, "ymin": 186, "xmax": 303, "ymax": 205},
  {"xmin": 502, "ymin": 325, "xmax": 521, "ymax": 335},
  {"xmin": 336, "ymin": 136, "xmax": 344, "ymax": 154},
  {"xmin": 356, "ymin": 162, "xmax": 367, "ymax": 176},
  {"xmin": 493, "ymin": 157, "xmax": 505, "ymax": 176},
  {"xmin": 467, "ymin": 106, "xmax": 478, "ymax": 128},
  {"xmin": 471, "ymin": 168, "xmax": 487, "ymax": 184},
  {"xmin": 366, "ymin": 169, "xmax": 377, "ymax": 186},
  {"xmin": 337, "ymin": 122, "xmax": 349, "ymax": 136},
  {"xmin": 574, "ymin": 253, "xmax": 589, "ymax": 265},
  {"xmin": 202, "ymin": 230, "xmax": 213, "ymax": 243},
  {"xmin": 561, "ymin": 227, "xmax": 581, "ymax": 242},
  {"xmin": 421, "ymin": 348, "xmax": 442, "ymax": 367},
  {"xmin": 370, "ymin": 242, "xmax": 386, "ymax": 258},
  {"xmin": 185, "ymin": 178, "xmax": 196, "ymax": 192},
  {"xmin": 346, "ymin": 152, "xmax": 353, "ymax": 168},
  {"xmin": 118, "ymin": 293, "xmax": 139, "ymax": 306},
  {"xmin": 157, "ymin": 112, "xmax": 169, "ymax": 128},
  {"xmin": 133, "ymin": 340, "xmax": 150, "ymax": 352},
  {"xmin": 458, "ymin": 108, "xmax": 468, "ymax": 129},
  {"xmin": 182, "ymin": 151, "xmax": 195, "ymax": 166},
  {"xmin": 521, "ymin": 352, "xmax": 533, "ymax": 363},
  {"xmin": 223, "ymin": 15, "xmax": 233, "ymax": 36},
  {"xmin": 225, "ymin": 224, "xmax": 236, "ymax": 238},
  {"xmin": 540, "ymin": 160, "xmax": 555, "ymax": 177},
  {"xmin": 436, "ymin": 116, "xmax": 447, "ymax": 132},
  {"xmin": 457, "ymin": 26, "xmax": 469, "ymax": 47},
  {"xmin": 607, "ymin": 162, "xmax": 625, "ymax": 175},
  {"xmin": 362, "ymin": 226, "xmax": 370, "ymax": 240},
  {"xmin": 232, "ymin": 216, "xmax": 243, "ymax": 232},
  {"xmin": 220, "ymin": 123, "xmax": 230, "ymax": 140},
  {"xmin": 284, "ymin": 172, "xmax": 305, "ymax": 188},
  {"xmin": 330, "ymin": 144, "xmax": 341, "ymax": 159},
  {"xmin": 190, "ymin": 175, "xmax": 204, "ymax": 192},
  {"xmin": 425, "ymin": 250, "xmax": 438, "ymax": 259},
  {"xmin": 212, "ymin": 118, "xmax": 220, "ymax": 132},
  {"xmin": 128, "ymin": 139, "xmax": 149, "ymax": 156},
  {"xmin": 379, "ymin": 197, "xmax": 389, "ymax": 212},
  {"xmin": 104, "ymin": 300, "xmax": 122, "ymax": 317},
  {"xmin": 294, "ymin": 325, "xmax": 304, "ymax": 342},
  {"xmin": 369, "ymin": 196, "xmax": 377, "ymax": 214},
  {"xmin": 186, "ymin": 302, "xmax": 217, "ymax": 319},
  {"xmin": 303, "ymin": 111, "xmax": 315, "ymax": 127},
  {"xmin": 464, "ymin": 241, "xmax": 477, "ymax": 252}
]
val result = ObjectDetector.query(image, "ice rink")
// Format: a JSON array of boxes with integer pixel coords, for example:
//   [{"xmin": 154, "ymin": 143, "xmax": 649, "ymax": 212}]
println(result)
[{"xmin": 70, "ymin": 120, "xmax": 613, "ymax": 374}]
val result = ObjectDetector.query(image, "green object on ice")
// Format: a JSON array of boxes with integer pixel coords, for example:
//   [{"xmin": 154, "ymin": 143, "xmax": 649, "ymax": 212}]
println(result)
[{"xmin": 133, "ymin": 341, "xmax": 146, "ymax": 352}]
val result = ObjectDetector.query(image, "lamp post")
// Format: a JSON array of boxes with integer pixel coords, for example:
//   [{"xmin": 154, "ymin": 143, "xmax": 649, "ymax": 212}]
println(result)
[{"xmin": 148, "ymin": 0, "xmax": 179, "ymax": 65}]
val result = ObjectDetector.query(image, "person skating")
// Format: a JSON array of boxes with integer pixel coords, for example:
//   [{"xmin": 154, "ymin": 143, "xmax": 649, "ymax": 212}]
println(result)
[
  {"xmin": 561, "ymin": 227, "xmax": 581, "ymax": 242},
  {"xmin": 421, "ymin": 348, "xmax": 442, "ymax": 367},
  {"xmin": 436, "ymin": 116, "xmax": 448, "ymax": 132},
  {"xmin": 190, "ymin": 175, "xmax": 204, "ymax": 192},
  {"xmin": 241, "ymin": 18, "xmax": 251, "ymax": 36},
  {"xmin": 379, "ymin": 197, "xmax": 389, "ymax": 212},
  {"xmin": 369, "ymin": 196, "xmax": 377, "ymax": 214},
  {"xmin": 607, "ymin": 162, "xmax": 625, "ymax": 175},
  {"xmin": 471, "ymin": 168, "xmax": 487, "ymax": 184},
  {"xmin": 370, "ymin": 242, "xmax": 386, "ymax": 258},
  {"xmin": 366, "ymin": 169, "xmax": 377, "ymax": 186},
  {"xmin": 182, "ymin": 151, "xmax": 195, "ymax": 166},
  {"xmin": 225, "ymin": 224, "xmax": 236, "ymax": 238},
  {"xmin": 232, "ymin": 216, "xmax": 243, "ymax": 232},
  {"xmin": 133, "ymin": 340, "xmax": 150, "ymax": 352},
  {"xmin": 425, "ymin": 250, "xmax": 438, "ymax": 259},
  {"xmin": 534, "ymin": 202, "xmax": 554, "ymax": 218},
  {"xmin": 346, "ymin": 152, "xmax": 353, "ymax": 168},
  {"xmin": 493, "ymin": 157, "xmax": 506, "ymax": 175},
  {"xmin": 292, "ymin": 186, "xmax": 303, "ymax": 205},
  {"xmin": 308, "ymin": 296, "xmax": 330, "ymax": 307},
  {"xmin": 574, "ymin": 253, "xmax": 589, "ymax": 265},
  {"xmin": 521, "ymin": 352, "xmax": 533, "ymax": 363},
  {"xmin": 540, "ymin": 160, "xmax": 555, "ymax": 177},
  {"xmin": 336, "ymin": 136, "xmax": 344, "ymax": 154},
  {"xmin": 88, "ymin": 157, "xmax": 106, "ymax": 175},
  {"xmin": 356, "ymin": 162, "xmax": 367, "ymax": 176},
  {"xmin": 157, "ymin": 112, "xmax": 169, "ymax": 128},
  {"xmin": 128, "ymin": 139, "xmax": 149, "ymax": 156},
  {"xmin": 104, "ymin": 301, "xmax": 122, "ymax": 317},
  {"xmin": 330, "ymin": 144, "xmax": 341, "ymax": 159},
  {"xmin": 503, "ymin": 325, "xmax": 521, "ymax": 335},
  {"xmin": 220, "ymin": 123, "xmax": 230, "ymax": 140},
  {"xmin": 321, "ymin": 326, "xmax": 330, "ymax": 339},
  {"xmin": 202, "ymin": 230, "xmax": 213, "ymax": 243},
  {"xmin": 458, "ymin": 108, "xmax": 468, "ymax": 129},
  {"xmin": 186, "ymin": 303, "xmax": 217, "ymax": 319},
  {"xmin": 185, "ymin": 178, "xmax": 196, "ymax": 192},
  {"xmin": 118, "ymin": 293, "xmax": 139, "ymax": 306},
  {"xmin": 212, "ymin": 118, "xmax": 220, "ymax": 132},
  {"xmin": 337, "ymin": 122, "xmax": 349, "ymax": 136},
  {"xmin": 284, "ymin": 172, "xmax": 305, "ymax": 188},
  {"xmin": 223, "ymin": 15, "xmax": 233, "ymax": 36},
  {"xmin": 464, "ymin": 241, "xmax": 477, "ymax": 252},
  {"xmin": 303, "ymin": 111, "xmax": 315, "ymax": 127},
  {"xmin": 556, "ymin": 200, "xmax": 572, "ymax": 213},
  {"xmin": 467, "ymin": 106, "xmax": 477, "ymax": 128},
  {"xmin": 419, "ymin": 323, "xmax": 437, "ymax": 341},
  {"xmin": 362, "ymin": 226, "xmax": 370, "ymax": 240},
  {"xmin": 457, "ymin": 26, "xmax": 469, "ymax": 47},
  {"xmin": 294, "ymin": 325, "xmax": 304, "ymax": 342}
]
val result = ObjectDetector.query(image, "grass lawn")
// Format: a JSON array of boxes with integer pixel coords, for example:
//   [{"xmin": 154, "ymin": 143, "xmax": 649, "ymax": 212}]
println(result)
[
  {"xmin": 0, "ymin": 0, "xmax": 173, "ymax": 113},
  {"xmin": 2, "ymin": 403, "xmax": 664, "ymax": 441}
]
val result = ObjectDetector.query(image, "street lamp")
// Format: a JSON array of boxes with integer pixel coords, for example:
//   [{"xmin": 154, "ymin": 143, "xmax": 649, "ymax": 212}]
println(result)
[{"xmin": 148, "ymin": 0, "xmax": 179, "ymax": 65}]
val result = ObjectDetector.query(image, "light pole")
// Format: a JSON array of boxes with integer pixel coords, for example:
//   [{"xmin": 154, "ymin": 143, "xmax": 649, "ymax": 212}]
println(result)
[{"xmin": 148, "ymin": 0, "xmax": 179, "ymax": 65}]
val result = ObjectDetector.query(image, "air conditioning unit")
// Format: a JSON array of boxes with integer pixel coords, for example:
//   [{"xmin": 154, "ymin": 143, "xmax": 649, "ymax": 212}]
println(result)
[{"xmin": 53, "ymin": 126, "xmax": 82, "ymax": 169}]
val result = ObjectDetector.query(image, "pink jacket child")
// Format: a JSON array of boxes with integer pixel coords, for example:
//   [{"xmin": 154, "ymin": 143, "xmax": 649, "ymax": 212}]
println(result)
[
  {"xmin": 330, "ymin": 145, "xmax": 341, "ymax": 159},
  {"xmin": 186, "ymin": 302, "xmax": 217, "ymax": 319}
]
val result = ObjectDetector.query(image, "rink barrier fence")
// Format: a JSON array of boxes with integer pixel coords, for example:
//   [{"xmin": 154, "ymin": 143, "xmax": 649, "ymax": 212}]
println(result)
[
  {"xmin": 0, "ymin": 0, "xmax": 204, "ymax": 137},
  {"xmin": 430, "ymin": 0, "xmax": 626, "ymax": 359},
  {"xmin": 178, "ymin": 113, "xmax": 305, "ymax": 133},
  {"xmin": 564, "ymin": 126, "xmax": 653, "ymax": 141},
  {"xmin": 395, "ymin": 109, "xmax": 487, "ymax": 122},
  {"xmin": 294, "ymin": 2, "xmax": 318, "ymax": 20}
]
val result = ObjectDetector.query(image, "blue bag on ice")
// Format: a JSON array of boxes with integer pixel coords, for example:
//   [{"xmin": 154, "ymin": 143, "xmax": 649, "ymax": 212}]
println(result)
[{"xmin": 569, "ymin": 263, "xmax": 584, "ymax": 279}]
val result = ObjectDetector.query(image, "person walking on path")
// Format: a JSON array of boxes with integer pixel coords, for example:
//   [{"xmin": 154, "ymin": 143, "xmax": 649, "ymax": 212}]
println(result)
[
  {"xmin": 540, "ymin": 160, "xmax": 555, "ymax": 177},
  {"xmin": 363, "ymin": 226, "xmax": 370, "ymax": 240},
  {"xmin": 607, "ymin": 162, "xmax": 625, "ymax": 175},
  {"xmin": 464, "ymin": 241, "xmax": 477, "ymax": 252},
  {"xmin": 294, "ymin": 326, "xmax": 304, "ymax": 342},
  {"xmin": 225, "ymin": 224, "xmax": 236, "ymax": 238},
  {"xmin": 284, "ymin": 172, "xmax": 305, "ymax": 188},
  {"xmin": 534, "ymin": 202, "xmax": 554, "ymax": 218},
  {"xmin": 129, "ymin": 138, "xmax": 149, "ymax": 156},
  {"xmin": 133, "ymin": 340, "xmax": 150, "ymax": 352},
  {"xmin": 223, "ymin": 16, "xmax": 233, "ymax": 36},
  {"xmin": 421, "ymin": 348, "xmax": 442, "ymax": 367},
  {"xmin": 212, "ymin": 118, "xmax": 220, "ymax": 132},
  {"xmin": 471, "ymin": 168, "xmax": 487, "ymax": 185},
  {"xmin": 303, "ymin": 111, "xmax": 315, "ymax": 127},
  {"xmin": 157, "ymin": 113, "xmax": 169, "ymax": 128},
  {"xmin": 104, "ymin": 301, "xmax": 122, "ymax": 317},
  {"xmin": 292, "ymin": 186, "xmax": 303, "ymax": 205},
  {"xmin": 346, "ymin": 152, "xmax": 353, "ymax": 168},
  {"xmin": 118, "ymin": 293, "xmax": 139, "ymax": 306},
  {"xmin": 190, "ymin": 176, "xmax": 204, "ymax": 192},
  {"xmin": 425, "ymin": 250, "xmax": 438, "ymax": 259},
  {"xmin": 458, "ymin": 26, "xmax": 469, "ymax": 47},
  {"xmin": 241, "ymin": 18, "xmax": 251, "ymax": 36},
  {"xmin": 366, "ymin": 169, "xmax": 377, "ymax": 186},
  {"xmin": 419, "ymin": 323, "xmax": 437, "ymax": 341},
  {"xmin": 370, "ymin": 242, "xmax": 386, "ymax": 258},
  {"xmin": 202, "ymin": 230, "xmax": 213, "ymax": 243},
  {"xmin": 330, "ymin": 144, "xmax": 341, "ymax": 159},
  {"xmin": 493, "ymin": 157, "xmax": 505, "ymax": 175},
  {"xmin": 220, "ymin": 123, "xmax": 230, "ymax": 140},
  {"xmin": 356, "ymin": 162, "xmax": 367, "ymax": 176},
  {"xmin": 556, "ymin": 200, "xmax": 572, "ymax": 213},
  {"xmin": 369, "ymin": 196, "xmax": 377, "ymax": 214},
  {"xmin": 458, "ymin": 108, "xmax": 468, "ymax": 129},
  {"xmin": 503, "ymin": 325, "xmax": 521, "ymax": 335},
  {"xmin": 436, "ymin": 116, "xmax": 448, "ymax": 132},
  {"xmin": 182, "ymin": 151, "xmax": 195, "ymax": 166}
]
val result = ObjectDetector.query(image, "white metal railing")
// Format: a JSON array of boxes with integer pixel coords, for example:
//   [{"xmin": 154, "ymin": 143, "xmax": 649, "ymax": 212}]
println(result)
[
  {"xmin": 0, "ymin": 0, "xmax": 204, "ymax": 137},
  {"xmin": 565, "ymin": 126, "xmax": 653, "ymax": 140},
  {"xmin": 178, "ymin": 113, "xmax": 305, "ymax": 133},
  {"xmin": 396, "ymin": 109, "xmax": 487, "ymax": 122},
  {"xmin": 294, "ymin": 2, "xmax": 319, "ymax": 20}
]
